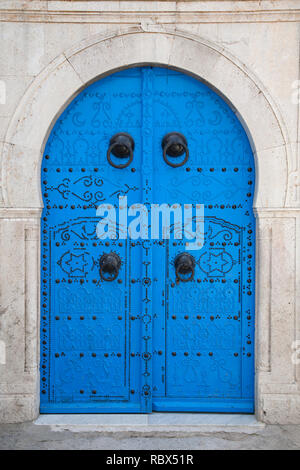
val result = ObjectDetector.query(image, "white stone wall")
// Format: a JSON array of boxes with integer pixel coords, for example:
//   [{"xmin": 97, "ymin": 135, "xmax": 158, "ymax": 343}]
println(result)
[{"xmin": 0, "ymin": 0, "xmax": 299, "ymax": 424}]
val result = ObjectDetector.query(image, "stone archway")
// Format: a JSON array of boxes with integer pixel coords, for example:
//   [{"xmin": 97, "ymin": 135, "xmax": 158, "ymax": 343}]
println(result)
[
  {"xmin": 2, "ymin": 28, "xmax": 288, "ymax": 208},
  {"xmin": 1, "ymin": 28, "xmax": 296, "ymax": 424}
]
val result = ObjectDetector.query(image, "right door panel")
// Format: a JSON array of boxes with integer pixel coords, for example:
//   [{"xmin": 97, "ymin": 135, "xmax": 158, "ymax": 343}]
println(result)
[{"xmin": 151, "ymin": 67, "xmax": 255, "ymax": 413}]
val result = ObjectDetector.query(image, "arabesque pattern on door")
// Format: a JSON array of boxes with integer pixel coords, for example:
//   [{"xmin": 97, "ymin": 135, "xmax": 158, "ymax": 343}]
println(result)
[{"xmin": 40, "ymin": 66, "xmax": 255, "ymax": 413}]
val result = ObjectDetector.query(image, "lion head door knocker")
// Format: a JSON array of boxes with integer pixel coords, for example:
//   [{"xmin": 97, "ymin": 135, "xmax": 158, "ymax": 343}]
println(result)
[
  {"xmin": 99, "ymin": 252, "xmax": 121, "ymax": 281},
  {"xmin": 174, "ymin": 253, "xmax": 195, "ymax": 282},
  {"xmin": 162, "ymin": 132, "xmax": 189, "ymax": 168},
  {"xmin": 107, "ymin": 133, "xmax": 135, "ymax": 169}
]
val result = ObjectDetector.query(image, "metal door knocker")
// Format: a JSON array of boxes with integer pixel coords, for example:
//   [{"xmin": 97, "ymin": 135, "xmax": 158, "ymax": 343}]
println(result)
[
  {"xmin": 174, "ymin": 253, "xmax": 195, "ymax": 282},
  {"xmin": 162, "ymin": 132, "xmax": 189, "ymax": 168},
  {"xmin": 99, "ymin": 252, "xmax": 121, "ymax": 281},
  {"xmin": 107, "ymin": 133, "xmax": 135, "ymax": 169}
]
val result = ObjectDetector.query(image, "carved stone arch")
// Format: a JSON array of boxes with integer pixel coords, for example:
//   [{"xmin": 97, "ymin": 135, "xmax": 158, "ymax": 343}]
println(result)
[
  {"xmin": 2, "ymin": 28, "xmax": 288, "ymax": 210},
  {"xmin": 1, "ymin": 28, "xmax": 296, "ymax": 423}
]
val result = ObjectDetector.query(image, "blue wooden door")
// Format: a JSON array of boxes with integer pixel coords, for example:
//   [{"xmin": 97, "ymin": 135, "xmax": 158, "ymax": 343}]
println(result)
[{"xmin": 40, "ymin": 66, "xmax": 255, "ymax": 413}]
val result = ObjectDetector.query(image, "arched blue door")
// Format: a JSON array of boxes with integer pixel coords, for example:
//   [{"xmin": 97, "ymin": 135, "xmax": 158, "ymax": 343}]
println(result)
[{"xmin": 40, "ymin": 66, "xmax": 255, "ymax": 413}]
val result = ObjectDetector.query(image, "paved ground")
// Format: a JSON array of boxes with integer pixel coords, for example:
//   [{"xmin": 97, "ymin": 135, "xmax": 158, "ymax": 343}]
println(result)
[{"xmin": 0, "ymin": 422, "xmax": 299, "ymax": 449}]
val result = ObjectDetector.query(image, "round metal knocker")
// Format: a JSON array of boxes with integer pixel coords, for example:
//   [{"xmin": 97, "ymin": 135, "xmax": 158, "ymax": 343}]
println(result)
[
  {"xmin": 107, "ymin": 133, "xmax": 135, "ymax": 169},
  {"xmin": 162, "ymin": 132, "xmax": 189, "ymax": 168},
  {"xmin": 174, "ymin": 252, "xmax": 195, "ymax": 282},
  {"xmin": 99, "ymin": 252, "xmax": 121, "ymax": 281}
]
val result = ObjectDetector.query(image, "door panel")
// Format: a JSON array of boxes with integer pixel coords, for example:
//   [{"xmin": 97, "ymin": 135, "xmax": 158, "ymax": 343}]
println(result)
[
  {"xmin": 151, "ymin": 69, "xmax": 255, "ymax": 412},
  {"xmin": 41, "ymin": 66, "xmax": 255, "ymax": 413},
  {"xmin": 41, "ymin": 69, "xmax": 151, "ymax": 413}
]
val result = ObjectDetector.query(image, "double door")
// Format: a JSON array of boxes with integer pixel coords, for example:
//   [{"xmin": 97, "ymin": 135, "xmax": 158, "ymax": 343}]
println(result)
[{"xmin": 40, "ymin": 66, "xmax": 255, "ymax": 413}]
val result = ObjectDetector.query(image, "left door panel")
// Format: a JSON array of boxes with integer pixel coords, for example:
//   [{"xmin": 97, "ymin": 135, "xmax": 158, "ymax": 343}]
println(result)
[{"xmin": 40, "ymin": 68, "xmax": 150, "ymax": 413}]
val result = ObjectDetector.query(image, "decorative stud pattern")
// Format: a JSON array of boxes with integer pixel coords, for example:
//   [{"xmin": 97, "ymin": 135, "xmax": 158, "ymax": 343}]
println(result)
[{"xmin": 40, "ymin": 66, "xmax": 255, "ymax": 414}]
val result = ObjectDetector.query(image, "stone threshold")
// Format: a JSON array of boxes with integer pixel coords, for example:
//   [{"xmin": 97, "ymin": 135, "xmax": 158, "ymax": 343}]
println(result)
[{"xmin": 35, "ymin": 413, "xmax": 265, "ymax": 435}]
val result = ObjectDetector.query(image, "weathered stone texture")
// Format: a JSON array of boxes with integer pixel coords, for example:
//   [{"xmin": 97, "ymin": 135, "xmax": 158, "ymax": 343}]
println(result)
[{"xmin": 0, "ymin": 1, "xmax": 299, "ymax": 423}]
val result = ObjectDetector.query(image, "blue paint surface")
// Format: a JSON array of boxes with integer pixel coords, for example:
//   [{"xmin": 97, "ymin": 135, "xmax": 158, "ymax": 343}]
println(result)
[{"xmin": 40, "ymin": 66, "xmax": 255, "ymax": 413}]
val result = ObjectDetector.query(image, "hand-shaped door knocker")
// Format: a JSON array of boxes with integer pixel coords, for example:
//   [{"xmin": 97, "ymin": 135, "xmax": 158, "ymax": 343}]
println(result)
[
  {"xmin": 162, "ymin": 132, "xmax": 189, "ymax": 168},
  {"xmin": 107, "ymin": 133, "xmax": 135, "ymax": 169},
  {"xmin": 99, "ymin": 252, "xmax": 121, "ymax": 281}
]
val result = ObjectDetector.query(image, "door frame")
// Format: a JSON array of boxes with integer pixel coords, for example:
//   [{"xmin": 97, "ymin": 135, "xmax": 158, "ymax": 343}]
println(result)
[{"xmin": 1, "ymin": 28, "xmax": 293, "ymax": 423}]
